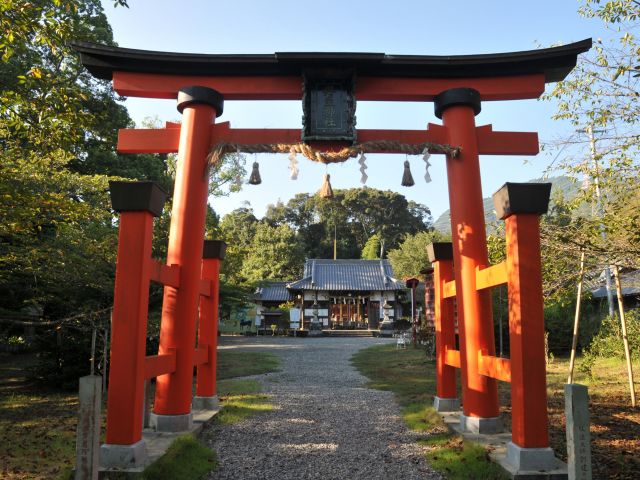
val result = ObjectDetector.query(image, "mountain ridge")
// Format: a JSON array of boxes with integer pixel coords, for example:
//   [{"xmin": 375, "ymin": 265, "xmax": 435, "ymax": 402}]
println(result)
[{"xmin": 433, "ymin": 176, "xmax": 579, "ymax": 234}]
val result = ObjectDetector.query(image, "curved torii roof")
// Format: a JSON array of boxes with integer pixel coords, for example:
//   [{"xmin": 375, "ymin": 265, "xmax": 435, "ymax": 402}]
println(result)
[{"xmin": 73, "ymin": 39, "xmax": 591, "ymax": 83}]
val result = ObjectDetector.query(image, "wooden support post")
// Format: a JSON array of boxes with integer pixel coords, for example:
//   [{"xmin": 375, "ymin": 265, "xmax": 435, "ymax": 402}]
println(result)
[
  {"xmin": 568, "ymin": 250, "xmax": 586, "ymax": 384},
  {"xmin": 613, "ymin": 265, "xmax": 636, "ymax": 407}
]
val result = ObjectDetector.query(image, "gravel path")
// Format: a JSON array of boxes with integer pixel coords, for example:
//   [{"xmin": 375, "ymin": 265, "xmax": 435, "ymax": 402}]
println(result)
[{"xmin": 204, "ymin": 336, "xmax": 441, "ymax": 480}]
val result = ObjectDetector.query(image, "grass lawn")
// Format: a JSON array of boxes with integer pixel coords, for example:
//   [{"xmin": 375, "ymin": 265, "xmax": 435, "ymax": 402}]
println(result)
[
  {"xmin": 140, "ymin": 435, "xmax": 216, "ymax": 480},
  {"xmin": 217, "ymin": 351, "xmax": 280, "ymax": 380},
  {"xmin": 514, "ymin": 356, "xmax": 640, "ymax": 480},
  {"xmin": 215, "ymin": 378, "xmax": 274, "ymax": 425},
  {"xmin": 0, "ymin": 349, "xmax": 279, "ymax": 480},
  {"xmin": 353, "ymin": 344, "xmax": 640, "ymax": 480}
]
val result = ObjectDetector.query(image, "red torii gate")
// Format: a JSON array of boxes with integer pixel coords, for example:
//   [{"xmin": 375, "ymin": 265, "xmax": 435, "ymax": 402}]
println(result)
[{"xmin": 73, "ymin": 39, "xmax": 590, "ymax": 473}]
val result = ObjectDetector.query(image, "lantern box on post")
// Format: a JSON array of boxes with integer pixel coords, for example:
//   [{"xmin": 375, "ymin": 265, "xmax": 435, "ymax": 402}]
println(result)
[
  {"xmin": 109, "ymin": 181, "xmax": 168, "ymax": 217},
  {"xmin": 427, "ymin": 242, "xmax": 453, "ymax": 263},
  {"xmin": 202, "ymin": 240, "xmax": 227, "ymax": 260},
  {"xmin": 492, "ymin": 182, "xmax": 552, "ymax": 219}
]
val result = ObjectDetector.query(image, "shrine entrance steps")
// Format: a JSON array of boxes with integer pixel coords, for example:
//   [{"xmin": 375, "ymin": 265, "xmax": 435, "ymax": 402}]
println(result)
[{"xmin": 321, "ymin": 329, "xmax": 378, "ymax": 338}]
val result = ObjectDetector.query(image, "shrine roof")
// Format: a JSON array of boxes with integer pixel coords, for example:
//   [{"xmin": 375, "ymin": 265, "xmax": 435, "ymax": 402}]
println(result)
[
  {"xmin": 254, "ymin": 282, "xmax": 295, "ymax": 303},
  {"xmin": 72, "ymin": 39, "xmax": 591, "ymax": 83},
  {"xmin": 287, "ymin": 259, "xmax": 405, "ymax": 292}
]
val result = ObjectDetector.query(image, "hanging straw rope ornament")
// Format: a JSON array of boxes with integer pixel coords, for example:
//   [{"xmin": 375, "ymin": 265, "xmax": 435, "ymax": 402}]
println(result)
[
  {"xmin": 288, "ymin": 147, "xmax": 299, "ymax": 180},
  {"xmin": 318, "ymin": 173, "xmax": 334, "ymax": 198},
  {"xmin": 422, "ymin": 147, "xmax": 432, "ymax": 183},
  {"xmin": 401, "ymin": 158, "xmax": 415, "ymax": 187},
  {"xmin": 358, "ymin": 153, "xmax": 368, "ymax": 184},
  {"xmin": 206, "ymin": 140, "xmax": 460, "ymax": 170},
  {"xmin": 208, "ymin": 140, "xmax": 460, "ymax": 195}
]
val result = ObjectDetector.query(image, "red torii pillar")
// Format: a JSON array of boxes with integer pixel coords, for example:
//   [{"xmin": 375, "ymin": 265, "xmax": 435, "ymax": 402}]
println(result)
[
  {"xmin": 101, "ymin": 181, "xmax": 167, "ymax": 466},
  {"xmin": 428, "ymin": 242, "xmax": 460, "ymax": 412},
  {"xmin": 193, "ymin": 240, "xmax": 226, "ymax": 410},
  {"xmin": 151, "ymin": 86, "xmax": 224, "ymax": 431},
  {"xmin": 493, "ymin": 182, "xmax": 556, "ymax": 470},
  {"xmin": 434, "ymin": 88, "xmax": 501, "ymax": 433}
]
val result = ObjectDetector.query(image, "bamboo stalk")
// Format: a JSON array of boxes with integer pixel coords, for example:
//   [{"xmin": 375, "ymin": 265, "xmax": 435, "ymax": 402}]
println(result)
[
  {"xmin": 613, "ymin": 265, "xmax": 636, "ymax": 407},
  {"xmin": 568, "ymin": 251, "xmax": 586, "ymax": 384}
]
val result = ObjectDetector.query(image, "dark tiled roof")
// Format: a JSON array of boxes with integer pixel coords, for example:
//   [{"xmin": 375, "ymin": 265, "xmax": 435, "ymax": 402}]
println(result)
[
  {"xmin": 287, "ymin": 259, "xmax": 404, "ymax": 292},
  {"xmin": 254, "ymin": 282, "xmax": 294, "ymax": 302},
  {"xmin": 74, "ymin": 40, "xmax": 591, "ymax": 84},
  {"xmin": 591, "ymin": 269, "xmax": 640, "ymax": 298}
]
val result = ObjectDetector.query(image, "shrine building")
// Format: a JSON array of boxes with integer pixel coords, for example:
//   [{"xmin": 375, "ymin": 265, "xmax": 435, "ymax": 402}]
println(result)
[{"xmin": 253, "ymin": 259, "xmax": 405, "ymax": 331}]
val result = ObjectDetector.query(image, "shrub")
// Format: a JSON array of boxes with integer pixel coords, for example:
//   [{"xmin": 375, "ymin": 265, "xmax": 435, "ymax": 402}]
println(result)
[
  {"xmin": 544, "ymin": 299, "xmax": 598, "ymax": 354},
  {"xmin": 578, "ymin": 309, "xmax": 640, "ymax": 379}
]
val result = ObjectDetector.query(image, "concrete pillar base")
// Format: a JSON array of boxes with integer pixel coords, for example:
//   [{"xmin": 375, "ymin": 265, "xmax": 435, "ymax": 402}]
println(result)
[
  {"xmin": 506, "ymin": 442, "xmax": 558, "ymax": 471},
  {"xmin": 150, "ymin": 412, "xmax": 193, "ymax": 432},
  {"xmin": 192, "ymin": 395, "xmax": 219, "ymax": 410},
  {"xmin": 459, "ymin": 413, "xmax": 503, "ymax": 434},
  {"xmin": 99, "ymin": 440, "xmax": 148, "ymax": 469},
  {"xmin": 433, "ymin": 396, "xmax": 460, "ymax": 412}
]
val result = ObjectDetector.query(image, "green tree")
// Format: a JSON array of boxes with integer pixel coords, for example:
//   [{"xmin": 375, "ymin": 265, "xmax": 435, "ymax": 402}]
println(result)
[
  {"xmin": 361, "ymin": 234, "xmax": 381, "ymax": 259},
  {"xmin": 0, "ymin": 0, "xmax": 143, "ymax": 316},
  {"xmin": 388, "ymin": 230, "xmax": 448, "ymax": 279},
  {"xmin": 219, "ymin": 206, "xmax": 258, "ymax": 284},
  {"xmin": 240, "ymin": 222, "xmax": 305, "ymax": 283},
  {"xmin": 341, "ymin": 188, "xmax": 431, "ymax": 257},
  {"xmin": 544, "ymin": 0, "xmax": 640, "ymax": 268},
  {"xmin": 209, "ymin": 151, "xmax": 247, "ymax": 198}
]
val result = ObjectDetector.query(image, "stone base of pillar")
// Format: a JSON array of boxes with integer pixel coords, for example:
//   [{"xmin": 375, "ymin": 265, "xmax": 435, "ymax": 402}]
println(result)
[
  {"xmin": 459, "ymin": 413, "xmax": 503, "ymax": 434},
  {"xmin": 433, "ymin": 396, "xmax": 460, "ymax": 412},
  {"xmin": 192, "ymin": 395, "xmax": 219, "ymax": 410},
  {"xmin": 99, "ymin": 440, "xmax": 148, "ymax": 469},
  {"xmin": 506, "ymin": 442, "xmax": 558, "ymax": 472},
  {"xmin": 150, "ymin": 412, "xmax": 193, "ymax": 432}
]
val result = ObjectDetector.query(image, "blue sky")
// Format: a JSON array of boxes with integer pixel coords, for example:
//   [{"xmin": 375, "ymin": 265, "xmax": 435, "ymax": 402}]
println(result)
[{"xmin": 101, "ymin": 0, "xmax": 606, "ymax": 220}]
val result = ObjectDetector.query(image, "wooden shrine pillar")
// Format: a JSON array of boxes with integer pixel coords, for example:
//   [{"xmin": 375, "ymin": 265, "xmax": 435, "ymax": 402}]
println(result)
[
  {"xmin": 435, "ymin": 89, "xmax": 500, "ymax": 432},
  {"xmin": 493, "ymin": 183, "xmax": 556, "ymax": 469},
  {"xmin": 193, "ymin": 240, "xmax": 226, "ymax": 409},
  {"xmin": 102, "ymin": 181, "xmax": 166, "ymax": 467},
  {"xmin": 153, "ymin": 87, "xmax": 224, "ymax": 430},
  {"xmin": 428, "ymin": 242, "xmax": 460, "ymax": 412}
]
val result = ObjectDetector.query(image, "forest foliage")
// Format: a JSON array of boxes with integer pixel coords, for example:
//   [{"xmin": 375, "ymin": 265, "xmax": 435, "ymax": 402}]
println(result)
[{"xmin": 1, "ymin": 0, "xmax": 639, "ymax": 386}]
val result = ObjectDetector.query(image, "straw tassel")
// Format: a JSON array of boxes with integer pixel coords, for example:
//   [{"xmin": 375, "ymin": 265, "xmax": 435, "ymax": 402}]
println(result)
[
  {"xmin": 248, "ymin": 161, "xmax": 262, "ymax": 185},
  {"xmin": 318, "ymin": 173, "xmax": 333, "ymax": 198},
  {"xmin": 401, "ymin": 160, "xmax": 415, "ymax": 187}
]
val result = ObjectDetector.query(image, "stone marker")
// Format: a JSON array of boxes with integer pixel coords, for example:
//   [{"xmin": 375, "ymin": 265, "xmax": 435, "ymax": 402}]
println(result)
[
  {"xmin": 75, "ymin": 375, "xmax": 102, "ymax": 480},
  {"xmin": 565, "ymin": 384, "xmax": 592, "ymax": 480}
]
